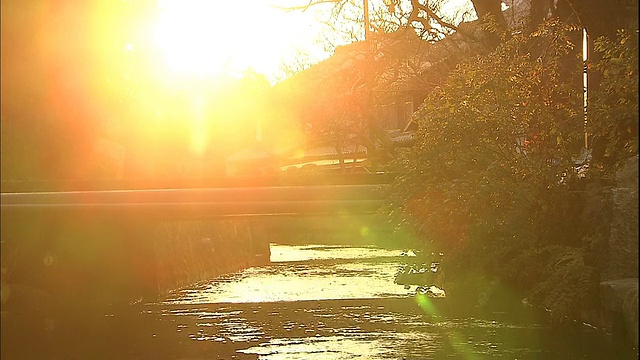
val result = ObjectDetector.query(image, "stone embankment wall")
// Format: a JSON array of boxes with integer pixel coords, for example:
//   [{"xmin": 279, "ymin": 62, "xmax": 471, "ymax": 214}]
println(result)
[
  {"xmin": 602, "ymin": 155, "xmax": 639, "ymax": 281},
  {"xmin": 0, "ymin": 215, "xmax": 272, "ymax": 317},
  {"xmin": 153, "ymin": 219, "xmax": 271, "ymax": 296},
  {"xmin": 598, "ymin": 155, "xmax": 638, "ymax": 351}
]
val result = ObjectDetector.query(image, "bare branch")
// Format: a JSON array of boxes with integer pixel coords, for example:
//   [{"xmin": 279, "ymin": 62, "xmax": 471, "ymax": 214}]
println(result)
[
  {"xmin": 408, "ymin": 0, "xmax": 459, "ymax": 32},
  {"xmin": 272, "ymin": 0, "xmax": 343, "ymax": 13}
]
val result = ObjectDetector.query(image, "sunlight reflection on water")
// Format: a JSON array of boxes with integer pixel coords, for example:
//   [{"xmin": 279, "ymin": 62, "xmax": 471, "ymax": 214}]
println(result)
[
  {"xmin": 238, "ymin": 336, "xmax": 401, "ymax": 359},
  {"xmin": 269, "ymin": 244, "xmax": 403, "ymax": 262},
  {"xmin": 150, "ymin": 243, "xmax": 630, "ymax": 360},
  {"xmin": 163, "ymin": 244, "xmax": 413, "ymax": 304}
]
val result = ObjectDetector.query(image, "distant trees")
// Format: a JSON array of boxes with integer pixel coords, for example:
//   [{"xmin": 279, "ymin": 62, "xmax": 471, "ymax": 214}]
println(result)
[
  {"xmin": 0, "ymin": 0, "xmax": 152, "ymax": 181},
  {"xmin": 0, "ymin": 0, "xmax": 274, "ymax": 182}
]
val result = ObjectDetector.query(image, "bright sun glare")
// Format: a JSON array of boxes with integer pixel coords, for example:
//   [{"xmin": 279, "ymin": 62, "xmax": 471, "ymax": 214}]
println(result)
[
  {"xmin": 154, "ymin": 0, "xmax": 318, "ymax": 78},
  {"xmin": 152, "ymin": 0, "xmax": 474, "ymax": 79}
]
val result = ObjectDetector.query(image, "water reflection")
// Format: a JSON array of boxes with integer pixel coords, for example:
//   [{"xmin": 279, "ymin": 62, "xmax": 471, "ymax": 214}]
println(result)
[
  {"xmin": 146, "ymin": 296, "xmax": 623, "ymax": 360},
  {"xmin": 2, "ymin": 243, "xmax": 634, "ymax": 359},
  {"xmin": 152, "ymin": 243, "xmax": 631, "ymax": 360},
  {"xmin": 163, "ymin": 244, "xmax": 411, "ymax": 304},
  {"xmin": 269, "ymin": 244, "xmax": 402, "ymax": 262}
]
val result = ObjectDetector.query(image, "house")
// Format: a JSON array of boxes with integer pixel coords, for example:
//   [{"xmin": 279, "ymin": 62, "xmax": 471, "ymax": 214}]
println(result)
[
  {"xmin": 266, "ymin": 21, "xmax": 492, "ymax": 172},
  {"xmin": 260, "ymin": 2, "xmax": 533, "ymax": 173}
]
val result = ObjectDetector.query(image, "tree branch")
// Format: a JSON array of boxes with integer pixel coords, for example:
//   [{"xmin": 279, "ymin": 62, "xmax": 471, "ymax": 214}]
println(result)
[
  {"xmin": 408, "ymin": 0, "xmax": 459, "ymax": 33},
  {"xmin": 272, "ymin": 0, "xmax": 342, "ymax": 13}
]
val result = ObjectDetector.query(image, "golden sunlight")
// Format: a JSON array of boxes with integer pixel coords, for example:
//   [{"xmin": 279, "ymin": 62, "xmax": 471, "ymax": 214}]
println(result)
[{"xmin": 153, "ymin": 0, "xmax": 319, "ymax": 78}]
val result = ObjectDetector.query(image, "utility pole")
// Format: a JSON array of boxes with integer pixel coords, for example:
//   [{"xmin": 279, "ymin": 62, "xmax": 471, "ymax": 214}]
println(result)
[
  {"xmin": 363, "ymin": 0, "xmax": 376, "ymax": 172},
  {"xmin": 364, "ymin": 0, "xmax": 371, "ymax": 40},
  {"xmin": 582, "ymin": 28, "xmax": 589, "ymax": 150}
]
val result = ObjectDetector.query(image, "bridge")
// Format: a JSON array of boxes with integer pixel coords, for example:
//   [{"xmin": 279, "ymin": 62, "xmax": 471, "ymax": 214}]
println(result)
[
  {"xmin": 1, "ymin": 175, "xmax": 387, "ymax": 218},
  {"xmin": 1, "ymin": 173, "xmax": 391, "ymax": 217},
  {"xmin": 0, "ymin": 173, "xmax": 395, "ymax": 308}
]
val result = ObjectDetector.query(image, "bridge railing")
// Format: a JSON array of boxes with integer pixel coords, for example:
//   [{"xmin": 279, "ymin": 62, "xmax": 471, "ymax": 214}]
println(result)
[{"xmin": 1, "ymin": 174, "xmax": 392, "ymax": 217}]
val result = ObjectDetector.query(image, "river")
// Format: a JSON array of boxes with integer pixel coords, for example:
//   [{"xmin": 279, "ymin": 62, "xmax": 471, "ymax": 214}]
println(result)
[{"xmin": 1, "ymin": 243, "xmax": 635, "ymax": 359}]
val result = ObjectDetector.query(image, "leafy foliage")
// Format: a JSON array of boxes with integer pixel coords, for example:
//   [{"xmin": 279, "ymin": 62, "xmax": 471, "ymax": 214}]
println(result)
[
  {"xmin": 385, "ymin": 19, "xmax": 635, "ymax": 320},
  {"xmin": 530, "ymin": 244, "xmax": 599, "ymax": 322},
  {"xmin": 590, "ymin": 29, "xmax": 639, "ymax": 174}
]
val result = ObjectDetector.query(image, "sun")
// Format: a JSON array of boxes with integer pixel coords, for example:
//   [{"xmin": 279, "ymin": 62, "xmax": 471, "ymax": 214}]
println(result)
[
  {"xmin": 154, "ymin": 0, "xmax": 232, "ymax": 75},
  {"xmin": 153, "ymin": 0, "xmax": 319, "ymax": 79}
]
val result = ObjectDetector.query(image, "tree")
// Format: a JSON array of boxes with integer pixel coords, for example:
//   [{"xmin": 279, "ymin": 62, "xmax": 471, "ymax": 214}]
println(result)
[
  {"xmin": 281, "ymin": 0, "xmax": 475, "ymax": 44},
  {"xmin": 384, "ymin": 11, "xmax": 637, "ymax": 318},
  {"xmin": 276, "ymin": 0, "xmax": 637, "ymax": 174},
  {"xmin": 274, "ymin": 0, "xmax": 521, "ymax": 174},
  {"xmin": 277, "ymin": 0, "xmax": 637, "ymax": 315},
  {"xmin": 589, "ymin": 29, "xmax": 639, "ymax": 172}
]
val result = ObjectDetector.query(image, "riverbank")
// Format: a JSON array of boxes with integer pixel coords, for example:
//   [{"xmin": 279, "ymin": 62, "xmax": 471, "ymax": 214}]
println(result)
[
  {"xmin": 0, "ymin": 216, "xmax": 272, "ymax": 327},
  {"xmin": 153, "ymin": 218, "xmax": 271, "ymax": 296}
]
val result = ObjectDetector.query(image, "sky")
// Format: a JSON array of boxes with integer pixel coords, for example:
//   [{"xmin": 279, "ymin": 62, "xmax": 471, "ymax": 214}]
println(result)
[{"xmin": 153, "ymin": 0, "xmax": 331, "ymax": 82}]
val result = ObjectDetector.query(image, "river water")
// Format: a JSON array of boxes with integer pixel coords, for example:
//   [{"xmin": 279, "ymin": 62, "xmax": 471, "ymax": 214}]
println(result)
[{"xmin": 2, "ymin": 243, "xmax": 635, "ymax": 359}]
